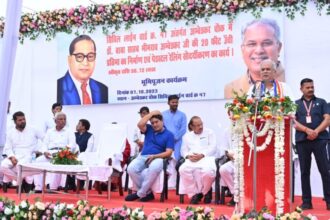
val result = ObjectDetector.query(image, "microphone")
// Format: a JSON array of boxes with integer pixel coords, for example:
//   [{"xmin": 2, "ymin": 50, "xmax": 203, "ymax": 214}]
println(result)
[{"xmin": 252, "ymin": 80, "xmax": 263, "ymax": 101}]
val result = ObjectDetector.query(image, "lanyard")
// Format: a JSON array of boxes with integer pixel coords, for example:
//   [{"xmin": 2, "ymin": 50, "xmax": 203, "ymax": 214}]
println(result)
[{"xmin": 303, "ymin": 100, "xmax": 313, "ymax": 116}]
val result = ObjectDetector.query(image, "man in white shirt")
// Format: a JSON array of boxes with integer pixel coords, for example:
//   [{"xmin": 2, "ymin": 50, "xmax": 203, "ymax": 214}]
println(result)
[
  {"xmin": 43, "ymin": 103, "xmax": 63, "ymax": 133},
  {"xmin": 179, "ymin": 116, "xmax": 217, "ymax": 204},
  {"xmin": 132, "ymin": 106, "xmax": 150, "ymax": 156},
  {"xmin": 34, "ymin": 112, "xmax": 76, "ymax": 191},
  {"xmin": 219, "ymin": 128, "xmax": 236, "ymax": 206},
  {"xmin": 0, "ymin": 111, "xmax": 44, "ymax": 192},
  {"xmin": 247, "ymin": 59, "xmax": 294, "ymax": 100}
]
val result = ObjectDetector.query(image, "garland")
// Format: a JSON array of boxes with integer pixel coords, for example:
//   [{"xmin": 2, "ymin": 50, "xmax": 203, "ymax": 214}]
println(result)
[
  {"xmin": 246, "ymin": 120, "xmax": 273, "ymax": 137},
  {"xmin": 274, "ymin": 119, "xmax": 285, "ymax": 214},
  {"xmin": 232, "ymin": 118, "xmax": 245, "ymax": 214},
  {"xmin": 0, "ymin": 0, "xmax": 329, "ymax": 42}
]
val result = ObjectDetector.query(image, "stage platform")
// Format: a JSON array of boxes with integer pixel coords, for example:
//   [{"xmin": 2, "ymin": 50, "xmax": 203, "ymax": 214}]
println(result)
[{"xmin": 1, "ymin": 189, "xmax": 329, "ymax": 219}]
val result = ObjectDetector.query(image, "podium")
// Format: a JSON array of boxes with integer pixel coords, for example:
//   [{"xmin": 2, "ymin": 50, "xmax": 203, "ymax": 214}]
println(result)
[{"xmin": 234, "ymin": 117, "xmax": 293, "ymax": 215}]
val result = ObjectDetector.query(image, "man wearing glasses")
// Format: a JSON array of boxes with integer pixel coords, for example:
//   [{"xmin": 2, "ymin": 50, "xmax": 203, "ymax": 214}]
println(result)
[
  {"xmin": 57, "ymin": 35, "xmax": 108, "ymax": 105},
  {"xmin": 224, "ymin": 18, "xmax": 285, "ymax": 99}
]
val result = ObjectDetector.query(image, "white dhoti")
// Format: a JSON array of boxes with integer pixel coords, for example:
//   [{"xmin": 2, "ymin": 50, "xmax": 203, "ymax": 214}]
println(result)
[
  {"xmin": 33, "ymin": 155, "xmax": 66, "ymax": 190},
  {"xmin": 0, "ymin": 155, "xmax": 33, "ymax": 184},
  {"xmin": 179, "ymin": 156, "xmax": 216, "ymax": 198},
  {"xmin": 219, "ymin": 160, "xmax": 234, "ymax": 193}
]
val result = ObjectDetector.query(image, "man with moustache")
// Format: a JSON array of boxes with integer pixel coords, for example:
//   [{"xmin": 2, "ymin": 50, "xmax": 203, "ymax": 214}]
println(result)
[
  {"xmin": 162, "ymin": 95, "xmax": 187, "ymax": 161},
  {"xmin": 294, "ymin": 78, "xmax": 330, "ymax": 210},
  {"xmin": 0, "ymin": 111, "xmax": 44, "ymax": 192},
  {"xmin": 34, "ymin": 112, "xmax": 76, "ymax": 192},
  {"xmin": 247, "ymin": 59, "xmax": 294, "ymax": 100},
  {"xmin": 179, "ymin": 116, "xmax": 217, "ymax": 204},
  {"xmin": 224, "ymin": 18, "xmax": 285, "ymax": 99}
]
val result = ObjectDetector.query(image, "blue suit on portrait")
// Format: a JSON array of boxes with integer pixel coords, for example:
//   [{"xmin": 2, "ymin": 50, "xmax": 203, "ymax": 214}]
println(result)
[{"xmin": 57, "ymin": 71, "xmax": 108, "ymax": 105}]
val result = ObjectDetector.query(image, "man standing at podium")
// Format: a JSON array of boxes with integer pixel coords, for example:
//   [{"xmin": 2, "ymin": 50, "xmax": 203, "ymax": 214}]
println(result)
[
  {"xmin": 247, "ymin": 59, "xmax": 294, "ymax": 99},
  {"xmin": 294, "ymin": 78, "xmax": 330, "ymax": 210}
]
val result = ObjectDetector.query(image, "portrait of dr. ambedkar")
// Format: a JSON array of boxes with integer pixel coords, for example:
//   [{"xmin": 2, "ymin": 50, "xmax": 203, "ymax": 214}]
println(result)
[{"xmin": 57, "ymin": 35, "xmax": 108, "ymax": 105}]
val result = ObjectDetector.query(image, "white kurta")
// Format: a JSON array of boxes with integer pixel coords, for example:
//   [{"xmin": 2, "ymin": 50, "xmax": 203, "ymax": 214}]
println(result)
[
  {"xmin": 179, "ymin": 128, "xmax": 217, "ymax": 197},
  {"xmin": 44, "ymin": 116, "xmax": 55, "ymax": 133},
  {"xmin": 219, "ymin": 128, "xmax": 235, "ymax": 193},
  {"xmin": 41, "ymin": 127, "xmax": 77, "ymax": 153},
  {"xmin": 0, "ymin": 126, "xmax": 44, "ymax": 184},
  {"xmin": 34, "ymin": 127, "xmax": 76, "ymax": 190},
  {"xmin": 131, "ymin": 127, "xmax": 145, "ymax": 156},
  {"xmin": 43, "ymin": 115, "xmax": 70, "ymax": 134},
  {"xmin": 84, "ymin": 134, "xmax": 95, "ymax": 152}
]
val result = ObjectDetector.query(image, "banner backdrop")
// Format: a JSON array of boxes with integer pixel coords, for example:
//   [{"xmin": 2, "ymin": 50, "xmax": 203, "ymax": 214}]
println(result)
[
  {"xmin": 56, "ymin": 9, "xmax": 284, "ymax": 105},
  {"xmin": 4, "ymin": 3, "xmax": 330, "ymax": 197}
]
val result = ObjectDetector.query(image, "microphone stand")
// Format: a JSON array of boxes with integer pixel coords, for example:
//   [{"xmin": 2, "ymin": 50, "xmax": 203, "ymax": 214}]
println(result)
[{"xmin": 247, "ymin": 85, "xmax": 261, "ymax": 211}]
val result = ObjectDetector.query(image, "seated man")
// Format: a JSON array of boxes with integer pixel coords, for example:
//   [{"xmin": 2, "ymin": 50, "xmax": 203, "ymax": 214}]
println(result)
[
  {"xmin": 34, "ymin": 112, "xmax": 76, "ymax": 192},
  {"xmin": 75, "ymin": 119, "xmax": 94, "ymax": 153},
  {"xmin": 179, "ymin": 116, "xmax": 217, "ymax": 204},
  {"xmin": 74, "ymin": 119, "xmax": 94, "ymax": 190},
  {"xmin": 125, "ymin": 110, "xmax": 174, "ymax": 202},
  {"xmin": 219, "ymin": 128, "xmax": 236, "ymax": 206},
  {"xmin": 1, "ymin": 111, "xmax": 44, "ymax": 192},
  {"xmin": 132, "ymin": 106, "xmax": 150, "ymax": 155}
]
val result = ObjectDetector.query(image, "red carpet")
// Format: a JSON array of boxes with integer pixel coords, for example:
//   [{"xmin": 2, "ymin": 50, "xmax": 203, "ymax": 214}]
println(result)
[{"xmin": 1, "ymin": 189, "xmax": 329, "ymax": 219}]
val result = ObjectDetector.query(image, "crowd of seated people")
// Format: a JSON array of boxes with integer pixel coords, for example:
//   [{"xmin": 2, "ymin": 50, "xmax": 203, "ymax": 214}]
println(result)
[{"xmin": 0, "ymin": 99, "xmax": 234, "ymax": 206}]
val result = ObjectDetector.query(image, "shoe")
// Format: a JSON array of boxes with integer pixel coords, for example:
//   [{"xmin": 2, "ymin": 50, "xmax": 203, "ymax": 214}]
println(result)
[
  {"xmin": 21, "ymin": 180, "xmax": 33, "ymax": 193},
  {"xmin": 125, "ymin": 193, "xmax": 140, "ymax": 201},
  {"xmin": 300, "ymin": 203, "xmax": 313, "ymax": 210},
  {"xmin": 326, "ymin": 203, "xmax": 330, "ymax": 210},
  {"xmin": 3, "ymin": 182, "xmax": 8, "ymax": 193},
  {"xmin": 33, "ymin": 189, "xmax": 55, "ymax": 194},
  {"xmin": 190, "ymin": 193, "xmax": 203, "ymax": 204},
  {"xmin": 111, "ymin": 183, "xmax": 118, "ymax": 192},
  {"xmin": 225, "ymin": 190, "xmax": 233, "ymax": 197},
  {"xmin": 139, "ymin": 193, "xmax": 155, "ymax": 202},
  {"xmin": 204, "ymin": 189, "xmax": 212, "ymax": 204},
  {"xmin": 227, "ymin": 197, "xmax": 236, "ymax": 207},
  {"xmin": 46, "ymin": 189, "xmax": 56, "ymax": 194}
]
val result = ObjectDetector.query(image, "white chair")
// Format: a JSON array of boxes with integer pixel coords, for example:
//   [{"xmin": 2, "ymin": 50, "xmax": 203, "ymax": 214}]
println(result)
[
  {"xmin": 80, "ymin": 122, "xmax": 128, "ymax": 196},
  {"xmin": 96, "ymin": 122, "xmax": 128, "ymax": 172}
]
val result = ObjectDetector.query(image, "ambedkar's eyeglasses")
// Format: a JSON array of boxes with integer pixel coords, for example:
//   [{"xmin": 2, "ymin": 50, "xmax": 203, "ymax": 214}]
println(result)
[{"xmin": 72, "ymin": 53, "xmax": 96, "ymax": 62}]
